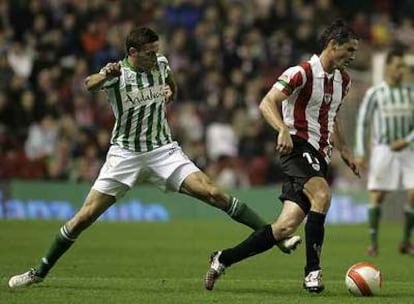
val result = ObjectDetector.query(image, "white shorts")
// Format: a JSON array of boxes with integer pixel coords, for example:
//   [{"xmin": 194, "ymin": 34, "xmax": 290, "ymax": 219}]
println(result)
[
  {"xmin": 92, "ymin": 142, "xmax": 200, "ymax": 199},
  {"xmin": 368, "ymin": 145, "xmax": 414, "ymax": 190}
]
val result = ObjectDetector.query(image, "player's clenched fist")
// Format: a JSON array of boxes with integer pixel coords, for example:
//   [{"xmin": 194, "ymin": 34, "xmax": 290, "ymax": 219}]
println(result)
[{"xmin": 99, "ymin": 62, "xmax": 122, "ymax": 78}]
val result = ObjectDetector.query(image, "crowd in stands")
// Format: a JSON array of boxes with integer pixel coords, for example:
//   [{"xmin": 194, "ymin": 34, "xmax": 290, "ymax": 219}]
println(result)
[{"xmin": 0, "ymin": 0, "xmax": 413, "ymax": 188}]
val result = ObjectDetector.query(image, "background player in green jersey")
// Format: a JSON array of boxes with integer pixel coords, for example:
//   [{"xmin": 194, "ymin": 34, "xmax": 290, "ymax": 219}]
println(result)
[
  {"xmin": 355, "ymin": 48, "xmax": 414, "ymax": 256},
  {"xmin": 8, "ymin": 27, "xmax": 300, "ymax": 288}
]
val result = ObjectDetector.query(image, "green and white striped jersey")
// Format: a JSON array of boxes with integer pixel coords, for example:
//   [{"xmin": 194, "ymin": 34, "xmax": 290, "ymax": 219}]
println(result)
[
  {"xmin": 101, "ymin": 54, "xmax": 173, "ymax": 152},
  {"xmin": 355, "ymin": 81, "xmax": 414, "ymax": 156}
]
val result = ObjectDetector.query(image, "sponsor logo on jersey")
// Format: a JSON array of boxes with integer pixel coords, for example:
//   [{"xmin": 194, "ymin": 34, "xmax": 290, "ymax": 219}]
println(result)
[
  {"xmin": 323, "ymin": 93, "xmax": 332, "ymax": 104},
  {"xmin": 126, "ymin": 85, "xmax": 166, "ymax": 105}
]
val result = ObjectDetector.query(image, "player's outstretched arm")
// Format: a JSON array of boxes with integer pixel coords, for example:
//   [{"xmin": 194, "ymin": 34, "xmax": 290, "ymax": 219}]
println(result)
[{"xmin": 85, "ymin": 62, "xmax": 121, "ymax": 91}]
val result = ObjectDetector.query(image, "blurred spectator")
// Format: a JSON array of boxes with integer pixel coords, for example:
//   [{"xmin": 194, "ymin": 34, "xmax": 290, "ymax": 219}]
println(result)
[
  {"xmin": 24, "ymin": 115, "xmax": 58, "ymax": 160},
  {"xmin": 71, "ymin": 58, "xmax": 90, "ymax": 95},
  {"xmin": 7, "ymin": 40, "xmax": 34, "ymax": 79},
  {"xmin": 73, "ymin": 93, "xmax": 96, "ymax": 129},
  {"xmin": 211, "ymin": 155, "xmax": 250, "ymax": 189},
  {"xmin": 13, "ymin": 89, "xmax": 38, "ymax": 140},
  {"xmin": 178, "ymin": 102, "xmax": 204, "ymax": 144},
  {"xmin": 164, "ymin": 0, "xmax": 204, "ymax": 32},
  {"xmin": 81, "ymin": 19, "xmax": 106, "ymax": 56},
  {"xmin": 96, "ymin": 129, "xmax": 111, "ymax": 158},
  {"xmin": 72, "ymin": 143, "xmax": 101, "ymax": 182},
  {"xmin": 352, "ymin": 12, "xmax": 371, "ymax": 40},
  {"xmin": 371, "ymin": 13, "xmax": 393, "ymax": 49},
  {"xmin": 186, "ymin": 140, "xmax": 208, "ymax": 171},
  {"xmin": 0, "ymin": 91, "xmax": 13, "ymax": 134},
  {"xmin": 0, "ymin": 54, "xmax": 14, "ymax": 89},
  {"xmin": 395, "ymin": 18, "xmax": 414, "ymax": 52},
  {"xmin": 206, "ymin": 110, "xmax": 238, "ymax": 161},
  {"xmin": 47, "ymin": 137, "xmax": 72, "ymax": 180}
]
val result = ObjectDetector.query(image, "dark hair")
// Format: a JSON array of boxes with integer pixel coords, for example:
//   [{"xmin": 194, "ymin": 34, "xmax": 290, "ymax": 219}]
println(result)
[
  {"xmin": 385, "ymin": 47, "xmax": 405, "ymax": 64},
  {"xmin": 319, "ymin": 19, "xmax": 359, "ymax": 50},
  {"xmin": 126, "ymin": 27, "xmax": 159, "ymax": 52}
]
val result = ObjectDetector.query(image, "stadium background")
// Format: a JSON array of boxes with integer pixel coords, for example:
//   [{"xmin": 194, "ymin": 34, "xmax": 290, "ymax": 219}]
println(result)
[{"xmin": 0, "ymin": 0, "xmax": 413, "ymax": 221}]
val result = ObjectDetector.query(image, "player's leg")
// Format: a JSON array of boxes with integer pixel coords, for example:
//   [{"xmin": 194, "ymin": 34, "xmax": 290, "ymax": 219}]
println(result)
[
  {"xmin": 366, "ymin": 144, "xmax": 397, "ymax": 255},
  {"xmin": 218, "ymin": 200, "xmax": 305, "ymax": 265},
  {"xmin": 8, "ymin": 189, "xmax": 116, "ymax": 288},
  {"xmin": 147, "ymin": 142, "xmax": 266, "ymax": 230},
  {"xmin": 367, "ymin": 190, "xmax": 386, "ymax": 256},
  {"xmin": 38, "ymin": 189, "xmax": 116, "ymax": 277},
  {"xmin": 8, "ymin": 145, "xmax": 135, "ymax": 288},
  {"xmin": 204, "ymin": 201, "xmax": 304, "ymax": 290},
  {"xmin": 400, "ymin": 189, "xmax": 414, "ymax": 254},
  {"xmin": 180, "ymin": 171, "xmax": 267, "ymax": 230},
  {"xmin": 302, "ymin": 176, "xmax": 331, "ymax": 293},
  {"xmin": 271, "ymin": 200, "xmax": 305, "ymax": 252}
]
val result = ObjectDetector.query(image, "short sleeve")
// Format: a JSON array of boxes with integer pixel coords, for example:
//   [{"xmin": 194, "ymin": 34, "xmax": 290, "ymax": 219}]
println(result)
[
  {"xmin": 273, "ymin": 66, "xmax": 306, "ymax": 96},
  {"xmin": 101, "ymin": 77, "xmax": 119, "ymax": 90}
]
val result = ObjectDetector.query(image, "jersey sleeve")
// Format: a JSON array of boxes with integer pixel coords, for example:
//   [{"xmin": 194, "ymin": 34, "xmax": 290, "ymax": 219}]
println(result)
[
  {"xmin": 273, "ymin": 66, "xmax": 306, "ymax": 96},
  {"xmin": 101, "ymin": 77, "xmax": 119, "ymax": 90},
  {"xmin": 100, "ymin": 61, "xmax": 122, "ymax": 90}
]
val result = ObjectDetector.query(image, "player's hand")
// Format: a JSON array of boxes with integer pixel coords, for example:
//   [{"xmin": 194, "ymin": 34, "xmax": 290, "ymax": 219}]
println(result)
[
  {"xmin": 276, "ymin": 127, "xmax": 293, "ymax": 155},
  {"xmin": 100, "ymin": 62, "xmax": 122, "ymax": 78},
  {"xmin": 390, "ymin": 139, "xmax": 408, "ymax": 152},
  {"xmin": 164, "ymin": 85, "xmax": 173, "ymax": 102},
  {"xmin": 341, "ymin": 148, "xmax": 360, "ymax": 177},
  {"xmin": 354, "ymin": 156, "xmax": 367, "ymax": 171}
]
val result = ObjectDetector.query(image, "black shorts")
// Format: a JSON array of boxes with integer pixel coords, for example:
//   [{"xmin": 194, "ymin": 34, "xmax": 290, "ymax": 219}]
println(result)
[{"xmin": 278, "ymin": 136, "xmax": 328, "ymax": 214}]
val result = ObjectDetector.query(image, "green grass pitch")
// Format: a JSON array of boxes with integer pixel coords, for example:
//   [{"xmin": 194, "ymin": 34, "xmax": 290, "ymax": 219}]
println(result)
[{"xmin": 0, "ymin": 220, "xmax": 413, "ymax": 303}]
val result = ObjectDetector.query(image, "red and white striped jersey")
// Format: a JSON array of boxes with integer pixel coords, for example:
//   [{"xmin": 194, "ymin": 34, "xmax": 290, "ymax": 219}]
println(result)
[{"xmin": 274, "ymin": 55, "xmax": 351, "ymax": 163}]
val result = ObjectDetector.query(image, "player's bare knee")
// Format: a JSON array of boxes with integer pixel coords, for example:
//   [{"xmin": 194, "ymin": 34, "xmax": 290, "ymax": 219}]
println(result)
[
  {"xmin": 309, "ymin": 191, "xmax": 331, "ymax": 213},
  {"xmin": 320, "ymin": 188, "xmax": 331, "ymax": 203},
  {"xmin": 206, "ymin": 184, "xmax": 227, "ymax": 209}
]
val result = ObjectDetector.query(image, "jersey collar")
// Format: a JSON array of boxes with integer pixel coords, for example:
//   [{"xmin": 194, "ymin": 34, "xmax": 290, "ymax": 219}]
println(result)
[{"xmin": 310, "ymin": 54, "xmax": 341, "ymax": 81}]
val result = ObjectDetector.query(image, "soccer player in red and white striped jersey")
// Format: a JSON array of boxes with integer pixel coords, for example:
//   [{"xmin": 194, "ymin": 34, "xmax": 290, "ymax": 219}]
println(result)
[
  {"xmin": 204, "ymin": 19, "xmax": 361, "ymax": 293},
  {"xmin": 273, "ymin": 54, "xmax": 351, "ymax": 164}
]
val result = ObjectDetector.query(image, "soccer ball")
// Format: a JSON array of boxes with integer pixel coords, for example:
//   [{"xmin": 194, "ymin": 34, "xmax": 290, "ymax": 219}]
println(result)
[{"xmin": 345, "ymin": 262, "xmax": 382, "ymax": 296}]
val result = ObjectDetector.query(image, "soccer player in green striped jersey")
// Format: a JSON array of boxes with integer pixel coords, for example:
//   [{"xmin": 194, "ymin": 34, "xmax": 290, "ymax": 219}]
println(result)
[
  {"xmin": 355, "ymin": 48, "xmax": 414, "ymax": 256},
  {"xmin": 8, "ymin": 27, "xmax": 300, "ymax": 289}
]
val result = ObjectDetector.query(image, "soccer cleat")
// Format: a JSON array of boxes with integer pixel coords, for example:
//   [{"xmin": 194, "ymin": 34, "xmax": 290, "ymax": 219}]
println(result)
[
  {"xmin": 204, "ymin": 251, "xmax": 226, "ymax": 291},
  {"xmin": 399, "ymin": 242, "xmax": 414, "ymax": 255},
  {"xmin": 303, "ymin": 269, "xmax": 325, "ymax": 293},
  {"xmin": 276, "ymin": 235, "xmax": 302, "ymax": 254},
  {"xmin": 367, "ymin": 245, "xmax": 378, "ymax": 257},
  {"xmin": 8, "ymin": 269, "xmax": 43, "ymax": 288}
]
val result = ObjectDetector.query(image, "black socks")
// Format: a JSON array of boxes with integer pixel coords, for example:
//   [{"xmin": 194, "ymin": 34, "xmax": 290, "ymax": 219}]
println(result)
[
  {"xmin": 305, "ymin": 211, "xmax": 326, "ymax": 274},
  {"xmin": 219, "ymin": 225, "xmax": 276, "ymax": 266}
]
